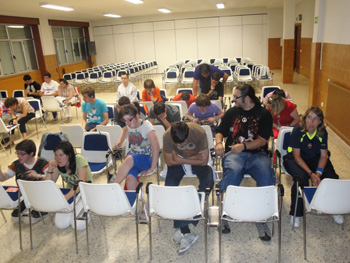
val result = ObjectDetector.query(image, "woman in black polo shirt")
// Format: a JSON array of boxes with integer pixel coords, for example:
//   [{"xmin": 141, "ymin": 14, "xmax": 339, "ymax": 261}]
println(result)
[{"xmin": 283, "ymin": 106, "xmax": 343, "ymax": 228}]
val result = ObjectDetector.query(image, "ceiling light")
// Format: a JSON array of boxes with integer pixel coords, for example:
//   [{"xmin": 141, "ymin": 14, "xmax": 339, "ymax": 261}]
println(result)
[
  {"xmin": 103, "ymin": 14, "xmax": 121, "ymax": 18},
  {"xmin": 217, "ymin": 3, "xmax": 225, "ymax": 9},
  {"xmin": 7, "ymin": 25, "xmax": 24, "ymax": 28},
  {"xmin": 158, "ymin": 8, "xmax": 171, "ymax": 13},
  {"xmin": 125, "ymin": 0, "xmax": 144, "ymax": 4},
  {"xmin": 39, "ymin": 2, "xmax": 74, "ymax": 11}
]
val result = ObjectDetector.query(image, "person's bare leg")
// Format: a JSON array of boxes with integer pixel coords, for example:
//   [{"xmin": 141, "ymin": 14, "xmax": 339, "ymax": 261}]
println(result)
[
  {"xmin": 125, "ymin": 174, "xmax": 138, "ymax": 190},
  {"xmin": 22, "ymin": 133, "xmax": 27, "ymax": 140},
  {"xmin": 113, "ymin": 155, "xmax": 134, "ymax": 184}
]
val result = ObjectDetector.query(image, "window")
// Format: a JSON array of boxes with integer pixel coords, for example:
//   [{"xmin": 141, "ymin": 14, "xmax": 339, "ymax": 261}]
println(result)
[
  {"xmin": 53, "ymin": 26, "xmax": 87, "ymax": 65},
  {"xmin": 0, "ymin": 25, "xmax": 38, "ymax": 76}
]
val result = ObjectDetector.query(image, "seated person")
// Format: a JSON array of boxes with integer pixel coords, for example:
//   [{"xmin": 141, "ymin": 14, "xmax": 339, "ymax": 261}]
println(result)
[
  {"xmin": 39, "ymin": 72, "xmax": 59, "ymax": 121},
  {"xmin": 114, "ymin": 96, "xmax": 131, "ymax": 127},
  {"xmin": 23, "ymin": 74, "xmax": 42, "ymax": 101},
  {"xmin": 142, "ymin": 79, "xmax": 162, "ymax": 115},
  {"xmin": 5, "ymin": 97, "xmax": 35, "ymax": 148},
  {"xmin": 263, "ymin": 89, "xmax": 291, "ymax": 106},
  {"xmin": 116, "ymin": 72, "xmax": 138, "ymax": 102},
  {"xmin": 56, "ymin": 78, "xmax": 77, "ymax": 123},
  {"xmin": 81, "ymin": 87, "xmax": 109, "ymax": 132},
  {"xmin": 0, "ymin": 140, "xmax": 49, "ymax": 224},
  {"xmin": 163, "ymin": 121, "xmax": 213, "ymax": 255},
  {"xmin": 283, "ymin": 106, "xmax": 343, "ymax": 228},
  {"xmin": 148, "ymin": 101, "xmax": 181, "ymax": 130},
  {"xmin": 215, "ymin": 84, "xmax": 275, "ymax": 241},
  {"xmin": 173, "ymin": 91, "xmax": 196, "ymax": 108},
  {"xmin": 44, "ymin": 141, "xmax": 92, "ymax": 231},
  {"xmin": 207, "ymin": 72, "xmax": 224, "ymax": 102},
  {"xmin": 267, "ymin": 94, "xmax": 300, "ymax": 139},
  {"xmin": 186, "ymin": 94, "xmax": 224, "ymax": 126},
  {"xmin": 113, "ymin": 104, "xmax": 159, "ymax": 190}
]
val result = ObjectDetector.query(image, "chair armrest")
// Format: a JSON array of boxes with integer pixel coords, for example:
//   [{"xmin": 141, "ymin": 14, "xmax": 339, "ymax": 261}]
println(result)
[
  {"xmin": 278, "ymin": 183, "xmax": 284, "ymax": 197},
  {"xmin": 215, "ymin": 183, "xmax": 221, "ymax": 196},
  {"xmin": 135, "ymin": 182, "xmax": 144, "ymax": 194},
  {"xmin": 146, "ymin": 182, "xmax": 153, "ymax": 194}
]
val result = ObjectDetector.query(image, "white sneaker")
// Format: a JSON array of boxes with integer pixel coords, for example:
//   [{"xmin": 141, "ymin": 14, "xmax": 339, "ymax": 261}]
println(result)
[
  {"xmin": 159, "ymin": 165, "xmax": 167, "ymax": 180},
  {"xmin": 177, "ymin": 233, "xmax": 199, "ymax": 255},
  {"xmin": 332, "ymin": 215, "xmax": 344, "ymax": 225},
  {"xmin": 290, "ymin": 215, "xmax": 301, "ymax": 228},
  {"xmin": 172, "ymin": 229, "xmax": 183, "ymax": 245}
]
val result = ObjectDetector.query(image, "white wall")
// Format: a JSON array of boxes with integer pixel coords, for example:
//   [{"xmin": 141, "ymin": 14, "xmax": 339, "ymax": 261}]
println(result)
[
  {"xmin": 296, "ymin": 0, "xmax": 315, "ymax": 38},
  {"xmin": 93, "ymin": 14, "xmax": 268, "ymax": 71},
  {"xmin": 268, "ymin": 8, "xmax": 283, "ymax": 38},
  {"xmin": 38, "ymin": 17, "xmax": 56, "ymax": 55}
]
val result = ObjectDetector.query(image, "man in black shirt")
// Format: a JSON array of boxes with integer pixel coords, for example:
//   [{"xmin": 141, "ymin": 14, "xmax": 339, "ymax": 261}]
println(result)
[
  {"xmin": 207, "ymin": 72, "xmax": 224, "ymax": 102},
  {"xmin": 215, "ymin": 84, "xmax": 275, "ymax": 241},
  {"xmin": 23, "ymin": 74, "xmax": 41, "ymax": 100}
]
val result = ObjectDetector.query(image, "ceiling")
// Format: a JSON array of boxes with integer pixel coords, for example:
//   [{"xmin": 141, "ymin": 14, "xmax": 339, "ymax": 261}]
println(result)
[{"xmin": 0, "ymin": 0, "xmax": 289, "ymax": 23}]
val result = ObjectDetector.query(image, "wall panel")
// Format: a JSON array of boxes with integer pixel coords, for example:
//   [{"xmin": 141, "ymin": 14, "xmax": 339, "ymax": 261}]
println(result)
[
  {"xmin": 154, "ymin": 30, "xmax": 177, "ymax": 71},
  {"xmin": 175, "ymin": 28, "xmax": 198, "ymax": 61},
  {"xmin": 134, "ymin": 32, "xmax": 155, "ymax": 61},
  {"xmin": 220, "ymin": 26, "xmax": 242, "ymax": 58},
  {"xmin": 113, "ymin": 34, "xmax": 135, "ymax": 63},
  {"xmin": 242, "ymin": 25, "xmax": 263, "ymax": 64},
  {"xmin": 94, "ymin": 35, "xmax": 116, "ymax": 65},
  {"xmin": 197, "ymin": 27, "xmax": 220, "ymax": 59}
]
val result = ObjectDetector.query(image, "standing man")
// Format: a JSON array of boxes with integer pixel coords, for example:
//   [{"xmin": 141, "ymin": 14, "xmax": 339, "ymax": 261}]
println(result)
[
  {"xmin": 39, "ymin": 72, "xmax": 59, "ymax": 121},
  {"xmin": 148, "ymin": 101, "xmax": 181, "ymax": 130},
  {"xmin": 116, "ymin": 72, "xmax": 138, "ymax": 102},
  {"xmin": 215, "ymin": 84, "xmax": 275, "ymax": 241},
  {"xmin": 81, "ymin": 87, "xmax": 109, "ymax": 132},
  {"xmin": 192, "ymin": 63, "xmax": 228, "ymax": 97},
  {"xmin": 163, "ymin": 121, "xmax": 213, "ymax": 255},
  {"xmin": 23, "ymin": 74, "xmax": 41, "ymax": 100}
]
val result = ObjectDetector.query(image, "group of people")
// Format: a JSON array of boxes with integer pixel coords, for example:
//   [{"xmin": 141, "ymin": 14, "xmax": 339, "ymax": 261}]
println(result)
[{"xmin": 0, "ymin": 63, "xmax": 343, "ymax": 256}]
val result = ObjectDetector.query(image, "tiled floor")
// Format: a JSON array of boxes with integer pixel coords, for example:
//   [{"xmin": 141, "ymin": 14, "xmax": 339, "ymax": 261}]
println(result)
[{"xmin": 0, "ymin": 70, "xmax": 349, "ymax": 263}]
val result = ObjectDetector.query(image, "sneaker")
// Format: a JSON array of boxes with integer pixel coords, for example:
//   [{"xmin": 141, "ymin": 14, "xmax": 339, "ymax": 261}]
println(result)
[
  {"xmin": 256, "ymin": 223, "xmax": 271, "ymax": 241},
  {"xmin": 11, "ymin": 200, "xmax": 26, "ymax": 223},
  {"xmin": 221, "ymin": 220, "xmax": 231, "ymax": 234},
  {"xmin": 332, "ymin": 215, "xmax": 344, "ymax": 224},
  {"xmin": 290, "ymin": 215, "xmax": 301, "ymax": 228},
  {"xmin": 173, "ymin": 229, "xmax": 183, "ymax": 245},
  {"xmin": 177, "ymin": 233, "xmax": 199, "ymax": 255},
  {"xmin": 23, "ymin": 210, "xmax": 49, "ymax": 225},
  {"xmin": 159, "ymin": 165, "xmax": 167, "ymax": 180}
]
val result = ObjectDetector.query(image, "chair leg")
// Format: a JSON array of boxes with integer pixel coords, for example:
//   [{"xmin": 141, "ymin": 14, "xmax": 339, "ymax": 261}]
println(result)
[
  {"xmin": 148, "ymin": 215, "xmax": 152, "ymax": 260},
  {"xmin": 292, "ymin": 180, "xmax": 299, "ymax": 230},
  {"xmin": 303, "ymin": 192, "xmax": 307, "ymax": 260},
  {"xmin": 34, "ymin": 117, "xmax": 39, "ymax": 138},
  {"xmin": 0, "ymin": 210, "xmax": 6, "ymax": 222},
  {"xmin": 18, "ymin": 191, "xmax": 22, "ymax": 250},
  {"xmin": 73, "ymin": 193, "xmax": 79, "ymax": 254},
  {"xmin": 204, "ymin": 218, "xmax": 208, "ymax": 263},
  {"xmin": 29, "ymin": 208, "xmax": 33, "ymax": 250},
  {"xmin": 86, "ymin": 213, "xmax": 90, "ymax": 255},
  {"xmin": 136, "ymin": 213, "xmax": 140, "ymax": 260},
  {"xmin": 218, "ymin": 220, "xmax": 222, "ymax": 263}
]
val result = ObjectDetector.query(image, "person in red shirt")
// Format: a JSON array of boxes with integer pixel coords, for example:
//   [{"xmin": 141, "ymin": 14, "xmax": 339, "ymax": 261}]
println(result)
[
  {"xmin": 142, "ymin": 79, "xmax": 162, "ymax": 114},
  {"xmin": 173, "ymin": 91, "xmax": 196, "ymax": 108},
  {"xmin": 267, "ymin": 94, "xmax": 300, "ymax": 139}
]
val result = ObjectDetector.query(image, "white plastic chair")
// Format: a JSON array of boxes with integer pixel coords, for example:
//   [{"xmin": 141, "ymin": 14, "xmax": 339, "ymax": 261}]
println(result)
[
  {"xmin": 41, "ymin": 96, "xmax": 65, "ymax": 122},
  {"xmin": 27, "ymin": 99, "xmax": 48, "ymax": 137},
  {"xmin": 96, "ymin": 125, "xmax": 123, "ymax": 147},
  {"xmin": 79, "ymin": 182, "xmax": 144, "ymax": 258},
  {"xmin": 147, "ymin": 184, "xmax": 208, "ymax": 261},
  {"xmin": 219, "ymin": 185, "xmax": 282, "ymax": 262},
  {"xmin": 301, "ymin": 179, "xmax": 350, "ymax": 260},
  {"xmin": 59, "ymin": 124, "xmax": 85, "ymax": 149},
  {"xmin": 261, "ymin": 86, "xmax": 280, "ymax": 104},
  {"xmin": 275, "ymin": 126, "xmax": 293, "ymax": 181},
  {"xmin": 182, "ymin": 67, "xmax": 195, "ymax": 84},
  {"xmin": 17, "ymin": 180, "xmax": 79, "ymax": 253},
  {"xmin": 13, "ymin": 90, "xmax": 25, "ymax": 97},
  {"xmin": 0, "ymin": 118, "xmax": 21, "ymax": 155},
  {"xmin": 176, "ymin": 88, "xmax": 193, "ymax": 95},
  {"xmin": 165, "ymin": 101, "xmax": 188, "ymax": 120}
]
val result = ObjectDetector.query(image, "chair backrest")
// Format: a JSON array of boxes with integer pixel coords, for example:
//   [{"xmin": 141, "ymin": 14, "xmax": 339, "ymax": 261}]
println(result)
[
  {"xmin": 38, "ymin": 132, "xmax": 69, "ymax": 161},
  {"xmin": 17, "ymin": 180, "xmax": 71, "ymax": 212},
  {"xmin": 153, "ymin": 125, "xmax": 165, "ymax": 149},
  {"xmin": 59, "ymin": 125, "xmax": 85, "ymax": 148},
  {"xmin": 149, "ymin": 184, "xmax": 203, "ymax": 220},
  {"xmin": 13, "ymin": 90, "xmax": 25, "ymax": 98},
  {"xmin": 160, "ymin": 89, "xmax": 167, "ymax": 100},
  {"xmin": 81, "ymin": 132, "xmax": 111, "ymax": 163},
  {"xmin": 0, "ymin": 186, "xmax": 18, "ymax": 209},
  {"xmin": 201, "ymin": 125, "xmax": 214, "ymax": 150},
  {"xmin": 107, "ymin": 106, "xmax": 114, "ymax": 120},
  {"xmin": 27, "ymin": 99, "xmax": 43, "ymax": 118},
  {"xmin": 223, "ymin": 185, "xmax": 279, "ymax": 221},
  {"xmin": 41, "ymin": 96, "xmax": 61, "ymax": 112},
  {"xmin": 96, "ymin": 125, "xmax": 123, "ymax": 147},
  {"xmin": 276, "ymin": 127, "xmax": 293, "ymax": 160},
  {"xmin": 79, "ymin": 182, "xmax": 134, "ymax": 216},
  {"xmin": 261, "ymin": 86, "xmax": 280, "ymax": 101},
  {"xmin": 308, "ymin": 179, "xmax": 350, "ymax": 214},
  {"xmin": 176, "ymin": 88, "xmax": 193, "ymax": 95},
  {"xmin": 0, "ymin": 90, "xmax": 8, "ymax": 98},
  {"xmin": 165, "ymin": 101, "xmax": 188, "ymax": 119},
  {"xmin": 0, "ymin": 118, "xmax": 10, "ymax": 133}
]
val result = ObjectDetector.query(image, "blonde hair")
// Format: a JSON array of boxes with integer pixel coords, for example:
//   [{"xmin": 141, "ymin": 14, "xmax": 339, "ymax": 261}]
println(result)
[{"xmin": 268, "ymin": 94, "xmax": 286, "ymax": 115}]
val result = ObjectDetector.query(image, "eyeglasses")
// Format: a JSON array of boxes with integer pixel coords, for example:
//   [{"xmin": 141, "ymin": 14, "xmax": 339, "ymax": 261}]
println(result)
[
  {"xmin": 307, "ymin": 115, "xmax": 320, "ymax": 122},
  {"xmin": 233, "ymin": 95, "xmax": 245, "ymax": 100},
  {"xmin": 16, "ymin": 151, "xmax": 28, "ymax": 157},
  {"xmin": 122, "ymin": 116, "xmax": 135, "ymax": 123}
]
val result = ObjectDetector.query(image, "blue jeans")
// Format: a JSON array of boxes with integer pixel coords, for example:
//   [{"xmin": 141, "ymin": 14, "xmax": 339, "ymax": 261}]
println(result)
[
  {"xmin": 165, "ymin": 164, "xmax": 214, "ymax": 228},
  {"xmin": 219, "ymin": 151, "xmax": 275, "ymax": 191}
]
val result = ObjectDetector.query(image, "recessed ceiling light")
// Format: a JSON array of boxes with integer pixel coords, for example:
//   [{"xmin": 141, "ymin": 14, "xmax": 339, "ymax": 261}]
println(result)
[
  {"xmin": 7, "ymin": 25, "xmax": 25, "ymax": 28},
  {"xmin": 125, "ymin": 0, "xmax": 144, "ymax": 4},
  {"xmin": 103, "ymin": 14, "xmax": 121, "ymax": 18},
  {"xmin": 217, "ymin": 3, "xmax": 225, "ymax": 9},
  {"xmin": 40, "ymin": 2, "xmax": 74, "ymax": 11},
  {"xmin": 158, "ymin": 8, "xmax": 171, "ymax": 13}
]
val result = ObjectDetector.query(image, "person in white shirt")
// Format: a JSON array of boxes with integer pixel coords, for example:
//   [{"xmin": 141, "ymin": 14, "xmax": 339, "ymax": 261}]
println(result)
[
  {"xmin": 116, "ymin": 72, "xmax": 138, "ymax": 102},
  {"xmin": 39, "ymin": 72, "xmax": 59, "ymax": 120}
]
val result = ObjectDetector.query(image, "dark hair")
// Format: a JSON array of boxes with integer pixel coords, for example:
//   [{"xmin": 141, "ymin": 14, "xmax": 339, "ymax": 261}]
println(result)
[
  {"xmin": 235, "ymin": 84, "xmax": 261, "ymax": 105},
  {"xmin": 300, "ymin": 106, "xmax": 326, "ymax": 136},
  {"xmin": 133, "ymin": 101, "xmax": 141, "ymax": 114},
  {"xmin": 171, "ymin": 122, "xmax": 189, "ymax": 143},
  {"xmin": 59, "ymin": 78, "xmax": 69, "ymax": 86},
  {"xmin": 23, "ymin": 74, "xmax": 31, "ymax": 81},
  {"xmin": 199, "ymin": 63, "xmax": 210, "ymax": 75},
  {"xmin": 144, "ymin": 79, "xmax": 155, "ymax": 89},
  {"xmin": 54, "ymin": 141, "xmax": 76, "ymax": 175},
  {"xmin": 118, "ymin": 96, "xmax": 131, "ymax": 106},
  {"xmin": 81, "ymin": 87, "xmax": 95, "ymax": 98},
  {"xmin": 15, "ymin": 139, "xmax": 36, "ymax": 156},
  {"xmin": 4, "ymin": 97, "xmax": 18, "ymax": 108},
  {"xmin": 212, "ymin": 72, "xmax": 221, "ymax": 81},
  {"xmin": 273, "ymin": 89, "xmax": 286, "ymax": 98},
  {"xmin": 153, "ymin": 101, "xmax": 165, "ymax": 115},
  {"xmin": 181, "ymin": 91, "xmax": 190, "ymax": 101},
  {"xmin": 121, "ymin": 72, "xmax": 129, "ymax": 77},
  {"xmin": 120, "ymin": 104, "xmax": 138, "ymax": 119},
  {"xmin": 43, "ymin": 72, "xmax": 51, "ymax": 78},
  {"xmin": 195, "ymin": 94, "xmax": 211, "ymax": 107}
]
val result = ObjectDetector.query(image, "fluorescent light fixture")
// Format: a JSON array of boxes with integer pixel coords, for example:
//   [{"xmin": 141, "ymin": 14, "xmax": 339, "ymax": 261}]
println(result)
[
  {"xmin": 7, "ymin": 25, "xmax": 24, "ymax": 28},
  {"xmin": 216, "ymin": 3, "xmax": 225, "ymax": 9},
  {"xmin": 158, "ymin": 8, "xmax": 171, "ymax": 13},
  {"xmin": 39, "ymin": 2, "xmax": 74, "ymax": 11},
  {"xmin": 125, "ymin": 0, "xmax": 144, "ymax": 4},
  {"xmin": 103, "ymin": 14, "xmax": 121, "ymax": 18}
]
